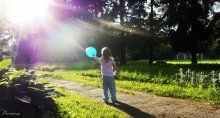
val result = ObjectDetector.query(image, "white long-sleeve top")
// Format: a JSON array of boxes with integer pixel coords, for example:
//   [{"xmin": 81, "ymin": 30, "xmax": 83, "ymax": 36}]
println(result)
[{"xmin": 94, "ymin": 56, "xmax": 115, "ymax": 77}]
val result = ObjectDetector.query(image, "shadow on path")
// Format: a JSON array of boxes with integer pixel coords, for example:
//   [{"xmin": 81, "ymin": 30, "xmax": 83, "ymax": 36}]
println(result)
[{"xmin": 108, "ymin": 101, "xmax": 155, "ymax": 118}]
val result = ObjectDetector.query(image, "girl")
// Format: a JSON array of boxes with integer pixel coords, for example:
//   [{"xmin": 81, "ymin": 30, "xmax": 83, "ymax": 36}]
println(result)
[{"xmin": 94, "ymin": 47, "xmax": 117, "ymax": 103}]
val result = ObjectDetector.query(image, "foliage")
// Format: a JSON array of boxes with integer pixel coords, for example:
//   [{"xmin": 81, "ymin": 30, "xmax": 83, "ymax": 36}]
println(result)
[
  {"xmin": 0, "ymin": 20, "xmax": 16, "ymax": 61},
  {"xmin": 154, "ymin": 44, "xmax": 176, "ymax": 60},
  {"xmin": 175, "ymin": 68, "xmax": 220, "ymax": 89},
  {"xmin": 0, "ymin": 59, "xmax": 11, "ymax": 68},
  {"xmin": 206, "ymin": 13, "xmax": 220, "ymax": 58},
  {"xmin": 159, "ymin": 0, "xmax": 218, "ymax": 64},
  {"xmin": 52, "ymin": 0, "xmax": 104, "ymax": 21},
  {"xmin": 0, "ymin": 59, "xmax": 61, "ymax": 117},
  {"xmin": 210, "ymin": 11, "xmax": 220, "ymax": 39},
  {"xmin": 34, "ymin": 64, "xmax": 62, "ymax": 72}
]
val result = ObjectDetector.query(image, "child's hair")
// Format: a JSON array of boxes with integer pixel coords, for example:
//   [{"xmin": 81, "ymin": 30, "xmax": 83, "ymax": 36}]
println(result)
[{"xmin": 101, "ymin": 47, "xmax": 112, "ymax": 61}]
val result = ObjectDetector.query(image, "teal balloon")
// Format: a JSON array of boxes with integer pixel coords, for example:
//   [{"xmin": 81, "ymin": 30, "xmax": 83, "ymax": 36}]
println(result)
[{"xmin": 86, "ymin": 47, "xmax": 97, "ymax": 57}]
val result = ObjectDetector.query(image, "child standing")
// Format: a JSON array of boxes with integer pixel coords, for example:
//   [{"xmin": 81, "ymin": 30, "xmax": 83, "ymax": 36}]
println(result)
[{"xmin": 94, "ymin": 47, "xmax": 117, "ymax": 103}]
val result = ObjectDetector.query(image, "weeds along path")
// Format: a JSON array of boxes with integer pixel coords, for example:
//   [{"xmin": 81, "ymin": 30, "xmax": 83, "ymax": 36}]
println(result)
[{"xmin": 48, "ymin": 78, "xmax": 220, "ymax": 118}]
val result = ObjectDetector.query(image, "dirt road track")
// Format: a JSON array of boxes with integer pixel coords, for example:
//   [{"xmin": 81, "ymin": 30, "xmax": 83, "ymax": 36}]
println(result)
[{"xmin": 48, "ymin": 78, "xmax": 220, "ymax": 118}]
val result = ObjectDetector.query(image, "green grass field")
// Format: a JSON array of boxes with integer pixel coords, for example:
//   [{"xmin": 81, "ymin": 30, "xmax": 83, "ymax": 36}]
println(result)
[
  {"xmin": 37, "ymin": 59, "xmax": 220, "ymax": 104},
  {"xmin": 54, "ymin": 88, "xmax": 129, "ymax": 118}
]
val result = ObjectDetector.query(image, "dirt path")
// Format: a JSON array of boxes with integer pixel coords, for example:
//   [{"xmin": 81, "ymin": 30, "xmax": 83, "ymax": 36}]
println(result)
[{"xmin": 48, "ymin": 78, "xmax": 220, "ymax": 118}]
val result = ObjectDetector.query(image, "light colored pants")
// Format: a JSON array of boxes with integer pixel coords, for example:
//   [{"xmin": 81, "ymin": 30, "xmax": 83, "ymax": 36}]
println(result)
[{"xmin": 102, "ymin": 76, "xmax": 116, "ymax": 102}]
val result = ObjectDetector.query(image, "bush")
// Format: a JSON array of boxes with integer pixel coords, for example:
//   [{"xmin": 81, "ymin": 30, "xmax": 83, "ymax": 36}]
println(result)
[{"xmin": 0, "ymin": 60, "xmax": 62, "ymax": 118}]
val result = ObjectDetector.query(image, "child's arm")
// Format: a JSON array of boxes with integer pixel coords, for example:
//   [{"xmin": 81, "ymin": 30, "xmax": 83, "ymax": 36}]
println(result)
[
  {"xmin": 112, "ymin": 59, "xmax": 117, "ymax": 75},
  {"xmin": 93, "ymin": 56, "xmax": 101, "ymax": 64}
]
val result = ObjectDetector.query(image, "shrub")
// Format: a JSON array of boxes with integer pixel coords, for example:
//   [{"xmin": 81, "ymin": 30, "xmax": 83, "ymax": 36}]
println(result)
[{"xmin": 0, "ymin": 60, "xmax": 62, "ymax": 118}]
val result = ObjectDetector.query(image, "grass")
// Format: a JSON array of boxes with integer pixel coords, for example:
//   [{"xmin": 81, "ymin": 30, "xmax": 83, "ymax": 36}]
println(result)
[
  {"xmin": 37, "ymin": 59, "xmax": 220, "ymax": 104},
  {"xmin": 54, "ymin": 88, "xmax": 129, "ymax": 118},
  {"xmin": 37, "ymin": 78, "xmax": 129, "ymax": 118},
  {"xmin": 120, "ymin": 60, "xmax": 220, "ymax": 76},
  {"xmin": 166, "ymin": 59, "xmax": 220, "ymax": 64},
  {"xmin": 38, "ymin": 71, "xmax": 220, "ymax": 104}
]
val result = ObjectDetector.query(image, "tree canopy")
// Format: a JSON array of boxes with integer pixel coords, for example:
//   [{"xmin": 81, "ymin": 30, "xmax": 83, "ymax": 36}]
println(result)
[{"xmin": 1, "ymin": 0, "xmax": 220, "ymax": 65}]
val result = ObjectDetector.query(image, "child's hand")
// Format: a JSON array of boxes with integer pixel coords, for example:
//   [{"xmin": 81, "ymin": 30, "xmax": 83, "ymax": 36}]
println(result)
[
  {"xmin": 114, "ymin": 71, "xmax": 119, "ymax": 79},
  {"xmin": 113, "ymin": 71, "xmax": 117, "ymax": 75}
]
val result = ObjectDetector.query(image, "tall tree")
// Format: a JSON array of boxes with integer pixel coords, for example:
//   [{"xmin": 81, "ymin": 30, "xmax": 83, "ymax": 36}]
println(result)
[
  {"xmin": 159, "ymin": 0, "xmax": 218, "ymax": 64},
  {"xmin": 128, "ymin": 0, "xmax": 164, "ymax": 64},
  {"xmin": 52, "ymin": 0, "xmax": 104, "ymax": 21},
  {"xmin": 101, "ymin": 0, "xmax": 127, "ymax": 65},
  {"xmin": 207, "ymin": 12, "xmax": 220, "ymax": 58},
  {"xmin": 97, "ymin": 0, "xmax": 128, "ymax": 65},
  {"xmin": 149, "ymin": 0, "xmax": 154, "ymax": 64},
  {"xmin": 211, "ymin": 12, "xmax": 220, "ymax": 39},
  {"xmin": 119, "ymin": 0, "xmax": 127, "ymax": 65},
  {"xmin": 0, "ymin": 19, "xmax": 16, "ymax": 61}
]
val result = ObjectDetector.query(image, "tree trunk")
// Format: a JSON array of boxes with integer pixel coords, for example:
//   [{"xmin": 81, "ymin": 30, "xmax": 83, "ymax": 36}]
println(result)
[
  {"xmin": 149, "ymin": 45, "xmax": 153, "ymax": 64},
  {"xmin": 191, "ymin": 51, "xmax": 197, "ymax": 64},
  {"xmin": 120, "ymin": 47, "xmax": 126, "ymax": 65},
  {"xmin": 149, "ymin": 0, "xmax": 154, "ymax": 65},
  {"xmin": 119, "ymin": 0, "xmax": 126, "ymax": 65}
]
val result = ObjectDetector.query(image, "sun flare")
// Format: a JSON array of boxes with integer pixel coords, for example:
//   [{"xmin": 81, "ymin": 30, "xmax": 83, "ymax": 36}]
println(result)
[{"xmin": 6, "ymin": 0, "xmax": 52, "ymax": 24}]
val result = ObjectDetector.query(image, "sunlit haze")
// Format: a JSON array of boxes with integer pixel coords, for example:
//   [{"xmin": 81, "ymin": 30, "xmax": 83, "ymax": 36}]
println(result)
[
  {"xmin": 6, "ymin": 0, "xmax": 52, "ymax": 24},
  {"xmin": 214, "ymin": 2, "xmax": 220, "ymax": 12}
]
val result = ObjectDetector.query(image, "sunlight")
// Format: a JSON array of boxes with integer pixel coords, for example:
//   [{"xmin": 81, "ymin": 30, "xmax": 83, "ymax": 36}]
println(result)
[
  {"xmin": 98, "ymin": 19, "xmax": 148, "ymax": 36},
  {"xmin": 6, "ymin": 0, "xmax": 52, "ymax": 24},
  {"xmin": 214, "ymin": 2, "xmax": 220, "ymax": 12}
]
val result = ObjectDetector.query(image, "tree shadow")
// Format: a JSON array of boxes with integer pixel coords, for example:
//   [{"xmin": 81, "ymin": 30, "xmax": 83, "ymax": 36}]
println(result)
[
  {"xmin": 120, "ymin": 63, "xmax": 220, "ymax": 77},
  {"xmin": 108, "ymin": 101, "xmax": 155, "ymax": 118}
]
